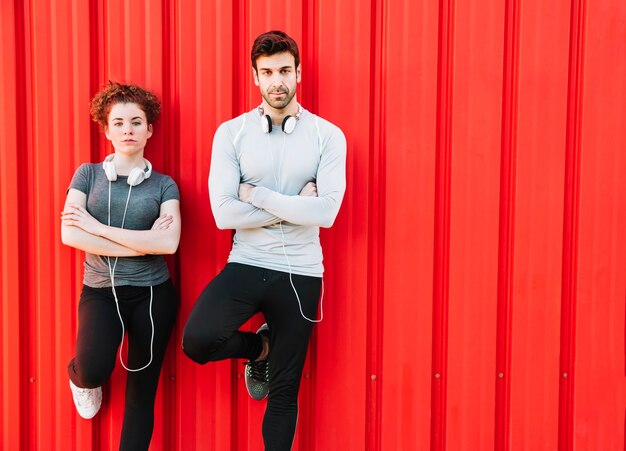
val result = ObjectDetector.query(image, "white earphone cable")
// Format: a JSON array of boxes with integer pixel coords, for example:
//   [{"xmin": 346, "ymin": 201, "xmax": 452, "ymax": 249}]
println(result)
[
  {"xmin": 266, "ymin": 131, "xmax": 324, "ymax": 323},
  {"xmin": 279, "ymin": 222, "xmax": 324, "ymax": 322},
  {"xmin": 106, "ymin": 181, "xmax": 155, "ymax": 372}
]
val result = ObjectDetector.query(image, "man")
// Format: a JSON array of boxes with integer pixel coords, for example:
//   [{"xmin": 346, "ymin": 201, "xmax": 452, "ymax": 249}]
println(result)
[{"xmin": 182, "ymin": 30, "xmax": 346, "ymax": 450}]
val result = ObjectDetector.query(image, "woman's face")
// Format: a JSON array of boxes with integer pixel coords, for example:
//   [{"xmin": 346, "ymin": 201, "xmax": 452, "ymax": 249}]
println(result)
[{"xmin": 105, "ymin": 102, "xmax": 153, "ymax": 154}]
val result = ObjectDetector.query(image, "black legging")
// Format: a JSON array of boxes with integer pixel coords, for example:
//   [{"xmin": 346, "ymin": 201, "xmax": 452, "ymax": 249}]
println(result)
[
  {"xmin": 68, "ymin": 279, "xmax": 178, "ymax": 451},
  {"xmin": 182, "ymin": 263, "xmax": 321, "ymax": 451}
]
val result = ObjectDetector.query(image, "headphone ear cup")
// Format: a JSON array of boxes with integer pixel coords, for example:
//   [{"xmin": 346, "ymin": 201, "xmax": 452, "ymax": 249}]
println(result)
[
  {"xmin": 127, "ymin": 159, "xmax": 152, "ymax": 186},
  {"xmin": 261, "ymin": 114, "xmax": 272, "ymax": 133},
  {"xmin": 282, "ymin": 115, "xmax": 297, "ymax": 134},
  {"xmin": 127, "ymin": 168, "xmax": 145, "ymax": 186},
  {"xmin": 103, "ymin": 154, "xmax": 117, "ymax": 181}
]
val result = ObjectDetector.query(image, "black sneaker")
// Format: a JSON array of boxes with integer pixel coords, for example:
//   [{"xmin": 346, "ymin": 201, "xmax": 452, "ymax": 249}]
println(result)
[{"xmin": 244, "ymin": 324, "xmax": 269, "ymax": 400}]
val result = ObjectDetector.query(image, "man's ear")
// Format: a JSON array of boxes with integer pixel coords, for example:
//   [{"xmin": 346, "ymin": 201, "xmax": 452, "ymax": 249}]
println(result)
[
  {"xmin": 252, "ymin": 67, "xmax": 259, "ymax": 86},
  {"xmin": 147, "ymin": 123, "xmax": 153, "ymax": 138},
  {"xmin": 296, "ymin": 64, "xmax": 302, "ymax": 83}
]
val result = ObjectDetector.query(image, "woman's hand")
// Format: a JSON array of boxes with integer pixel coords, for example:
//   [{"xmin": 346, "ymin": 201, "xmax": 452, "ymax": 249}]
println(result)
[
  {"xmin": 151, "ymin": 214, "xmax": 173, "ymax": 230},
  {"xmin": 61, "ymin": 204, "xmax": 106, "ymax": 236}
]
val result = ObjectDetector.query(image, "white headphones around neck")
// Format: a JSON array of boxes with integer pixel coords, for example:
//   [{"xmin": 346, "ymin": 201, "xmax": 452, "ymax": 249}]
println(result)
[
  {"xmin": 259, "ymin": 104, "xmax": 303, "ymax": 134},
  {"xmin": 102, "ymin": 154, "xmax": 152, "ymax": 186}
]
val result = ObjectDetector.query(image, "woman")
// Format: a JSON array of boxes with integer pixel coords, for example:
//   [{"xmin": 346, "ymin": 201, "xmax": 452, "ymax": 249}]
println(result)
[{"xmin": 61, "ymin": 82, "xmax": 181, "ymax": 450}]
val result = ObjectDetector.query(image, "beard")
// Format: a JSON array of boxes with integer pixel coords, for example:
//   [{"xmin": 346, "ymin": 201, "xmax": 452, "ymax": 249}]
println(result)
[{"xmin": 261, "ymin": 86, "xmax": 297, "ymax": 110}]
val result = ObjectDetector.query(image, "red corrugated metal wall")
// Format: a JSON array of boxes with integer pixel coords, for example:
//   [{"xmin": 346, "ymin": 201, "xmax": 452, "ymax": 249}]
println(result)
[{"xmin": 1, "ymin": 0, "xmax": 624, "ymax": 450}]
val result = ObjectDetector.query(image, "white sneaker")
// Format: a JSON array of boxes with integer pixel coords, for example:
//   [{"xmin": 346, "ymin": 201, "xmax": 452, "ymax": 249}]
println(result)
[{"xmin": 69, "ymin": 380, "xmax": 102, "ymax": 419}]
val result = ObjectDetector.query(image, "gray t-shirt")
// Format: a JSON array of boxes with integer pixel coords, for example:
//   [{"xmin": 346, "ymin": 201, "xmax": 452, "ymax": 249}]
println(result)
[
  {"xmin": 209, "ymin": 108, "xmax": 346, "ymax": 276},
  {"xmin": 69, "ymin": 162, "xmax": 180, "ymax": 288}
]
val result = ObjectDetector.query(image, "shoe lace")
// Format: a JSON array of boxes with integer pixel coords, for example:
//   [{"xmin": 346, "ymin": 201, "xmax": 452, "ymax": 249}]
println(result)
[
  {"xmin": 244, "ymin": 360, "xmax": 269, "ymax": 383},
  {"xmin": 75, "ymin": 387, "xmax": 97, "ymax": 405}
]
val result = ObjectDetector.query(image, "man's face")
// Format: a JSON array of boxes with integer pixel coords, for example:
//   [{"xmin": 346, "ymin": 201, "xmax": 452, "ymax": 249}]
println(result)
[{"xmin": 253, "ymin": 52, "xmax": 301, "ymax": 110}]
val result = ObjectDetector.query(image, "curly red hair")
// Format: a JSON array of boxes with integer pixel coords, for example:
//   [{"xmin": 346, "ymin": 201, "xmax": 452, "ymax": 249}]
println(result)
[{"xmin": 90, "ymin": 81, "xmax": 161, "ymax": 128}]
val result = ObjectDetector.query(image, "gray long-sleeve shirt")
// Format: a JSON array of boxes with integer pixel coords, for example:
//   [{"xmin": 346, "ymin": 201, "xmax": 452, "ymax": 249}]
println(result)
[{"xmin": 209, "ymin": 107, "xmax": 346, "ymax": 276}]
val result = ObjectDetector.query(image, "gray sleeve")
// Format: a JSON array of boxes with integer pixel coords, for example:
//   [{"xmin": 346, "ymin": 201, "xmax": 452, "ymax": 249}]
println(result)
[
  {"xmin": 250, "ymin": 126, "xmax": 347, "ymax": 227},
  {"xmin": 209, "ymin": 122, "xmax": 282, "ymax": 229},
  {"xmin": 161, "ymin": 176, "xmax": 180, "ymax": 203},
  {"xmin": 68, "ymin": 163, "xmax": 91, "ymax": 195}
]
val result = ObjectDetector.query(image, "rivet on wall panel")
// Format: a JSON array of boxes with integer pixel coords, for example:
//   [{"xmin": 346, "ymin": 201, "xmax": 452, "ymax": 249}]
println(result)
[
  {"xmin": 497, "ymin": 373, "xmax": 504, "ymax": 378},
  {"xmin": 434, "ymin": 373, "xmax": 441, "ymax": 379},
  {"xmin": 370, "ymin": 375, "xmax": 377, "ymax": 381},
  {"xmin": 562, "ymin": 373, "xmax": 568, "ymax": 378},
  {"xmin": 29, "ymin": 377, "xmax": 36, "ymax": 383}
]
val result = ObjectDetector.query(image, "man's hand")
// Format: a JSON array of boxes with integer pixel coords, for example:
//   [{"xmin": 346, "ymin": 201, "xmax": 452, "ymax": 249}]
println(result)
[
  {"xmin": 299, "ymin": 181, "xmax": 317, "ymax": 197},
  {"xmin": 239, "ymin": 183, "xmax": 255, "ymax": 203},
  {"xmin": 239, "ymin": 181, "xmax": 317, "ymax": 203}
]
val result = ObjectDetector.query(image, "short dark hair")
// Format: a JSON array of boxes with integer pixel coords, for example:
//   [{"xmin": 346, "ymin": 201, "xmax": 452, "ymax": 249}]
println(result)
[
  {"xmin": 90, "ymin": 81, "xmax": 161, "ymax": 128},
  {"xmin": 251, "ymin": 30, "xmax": 300, "ymax": 72}
]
